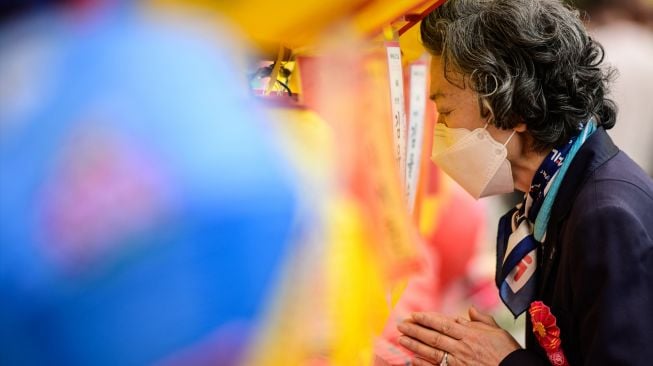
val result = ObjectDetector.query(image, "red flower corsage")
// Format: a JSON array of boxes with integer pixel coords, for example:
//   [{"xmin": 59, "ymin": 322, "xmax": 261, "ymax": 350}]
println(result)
[{"xmin": 528, "ymin": 301, "xmax": 569, "ymax": 366}]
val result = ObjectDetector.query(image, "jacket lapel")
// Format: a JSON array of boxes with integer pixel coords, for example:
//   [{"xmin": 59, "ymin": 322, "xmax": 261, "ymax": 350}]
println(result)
[{"xmin": 537, "ymin": 128, "xmax": 619, "ymax": 295}]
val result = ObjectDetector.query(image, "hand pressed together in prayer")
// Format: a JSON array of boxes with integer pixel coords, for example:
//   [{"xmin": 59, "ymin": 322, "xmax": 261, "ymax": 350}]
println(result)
[{"xmin": 397, "ymin": 307, "xmax": 521, "ymax": 366}]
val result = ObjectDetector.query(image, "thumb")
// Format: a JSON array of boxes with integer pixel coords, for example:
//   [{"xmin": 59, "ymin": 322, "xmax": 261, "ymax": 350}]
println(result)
[{"xmin": 468, "ymin": 306, "xmax": 499, "ymax": 327}]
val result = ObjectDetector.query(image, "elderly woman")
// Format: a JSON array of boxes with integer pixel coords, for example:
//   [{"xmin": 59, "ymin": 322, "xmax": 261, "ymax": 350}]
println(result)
[{"xmin": 397, "ymin": 0, "xmax": 653, "ymax": 365}]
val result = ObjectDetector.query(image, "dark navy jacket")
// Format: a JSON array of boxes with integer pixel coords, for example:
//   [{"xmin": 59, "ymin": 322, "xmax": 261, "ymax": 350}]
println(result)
[{"xmin": 501, "ymin": 128, "xmax": 653, "ymax": 365}]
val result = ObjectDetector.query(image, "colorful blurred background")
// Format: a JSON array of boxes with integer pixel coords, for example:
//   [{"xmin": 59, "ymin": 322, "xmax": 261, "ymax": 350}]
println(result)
[{"xmin": 1, "ymin": 0, "xmax": 651, "ymax": 365}]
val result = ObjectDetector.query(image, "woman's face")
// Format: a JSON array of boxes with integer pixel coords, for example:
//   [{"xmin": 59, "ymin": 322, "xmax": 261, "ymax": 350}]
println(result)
[
  {"xmin": 428, "ymin": 56, "xmax": 487, "ymax": 130},
  {"xmin": 429, "ymin": 56, "xmax": 522, "ymax": 160}
]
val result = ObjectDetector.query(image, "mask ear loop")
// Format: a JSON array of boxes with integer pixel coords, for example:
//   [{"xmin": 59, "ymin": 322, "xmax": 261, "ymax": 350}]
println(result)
[
  {"xmin": 504, "ymin": 130, "xmax": 517, "ymax": 146},
  {"xmin": 483, "ymin": 122, "xmax": 517, "ymax": 146}
]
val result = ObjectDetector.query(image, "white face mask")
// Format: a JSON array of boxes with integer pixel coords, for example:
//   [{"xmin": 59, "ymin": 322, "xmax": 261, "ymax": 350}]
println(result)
[{"xmin": 431, "ymin": 123, "xmax": 516, "ymax": 199}]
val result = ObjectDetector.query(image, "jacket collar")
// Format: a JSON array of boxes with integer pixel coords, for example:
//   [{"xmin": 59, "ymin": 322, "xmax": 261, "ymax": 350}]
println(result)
[
  {"xmin": 536, "ymin": 128, "xmax": 619, "ymax": 299},
  {"xmin": 549, "ymin": 127, "xmax": 619, "ymax": 224}
]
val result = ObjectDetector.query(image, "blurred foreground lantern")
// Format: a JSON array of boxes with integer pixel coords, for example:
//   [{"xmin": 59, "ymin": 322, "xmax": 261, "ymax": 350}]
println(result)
[{"xmin": 0, "ymin": 10, "xmax": 297, "ymax": 366}]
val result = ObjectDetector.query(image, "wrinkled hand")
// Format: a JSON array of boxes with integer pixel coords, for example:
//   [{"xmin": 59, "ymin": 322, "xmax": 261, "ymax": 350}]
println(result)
[{"xmin": 397, "ymin": 306, "xmax": 521, "ymax": 366}]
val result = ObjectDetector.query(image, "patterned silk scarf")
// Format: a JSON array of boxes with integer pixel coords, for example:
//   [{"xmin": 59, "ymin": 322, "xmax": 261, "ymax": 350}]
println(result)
[{"xmin": 496, "ymin": 120, "xmax": 596, "ymax": 316}]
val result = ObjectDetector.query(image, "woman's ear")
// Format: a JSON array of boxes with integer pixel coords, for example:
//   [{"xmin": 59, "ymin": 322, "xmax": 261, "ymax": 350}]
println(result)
[{"xmin": 514, "ymin": 119, "xmax": 527, "ymax": 133}]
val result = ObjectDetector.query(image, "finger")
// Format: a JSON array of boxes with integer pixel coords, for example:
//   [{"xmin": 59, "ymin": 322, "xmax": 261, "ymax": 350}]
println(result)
[
  {"xmin": 410, "ymin": 312, "xmax": 466, "ymax": 340},
  {"xmin": 413, "ymin": 356, "xmax": 437, "ymax": 366},
  {"xmin": 445, "ymin": 353, "xmax": 457, "ymax": 366},
  {"xmin": 397, "ymin": 321, "xmax": 459, "ymax": 354},
  {"xmin": 468, "ymin": 306, "xmax": 498, "ymax": 327},
  {"xmin": 398, "ymin": 336, "xmax": 447, "ymax": 364}
]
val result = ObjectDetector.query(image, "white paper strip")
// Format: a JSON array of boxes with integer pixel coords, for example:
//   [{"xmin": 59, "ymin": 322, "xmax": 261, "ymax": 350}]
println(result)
[
  {"xmin": 406, "ymin": 63, "xmax": 428, "ymax": 213},
  {"xmin": 386, "ymin": 44, "xmax": 407, "ymax": 188}
]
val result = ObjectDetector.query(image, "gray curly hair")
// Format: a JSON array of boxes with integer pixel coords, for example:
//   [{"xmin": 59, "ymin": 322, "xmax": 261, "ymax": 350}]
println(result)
[{"xmin": 421, "ymin": 0, "xmax": 617, "ymax": 151}]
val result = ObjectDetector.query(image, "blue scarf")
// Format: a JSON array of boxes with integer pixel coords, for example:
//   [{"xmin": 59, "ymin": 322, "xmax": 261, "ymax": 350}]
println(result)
[{"xmin": 496, "ymin": 120, "xmax": 596, "ymax": 316}]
